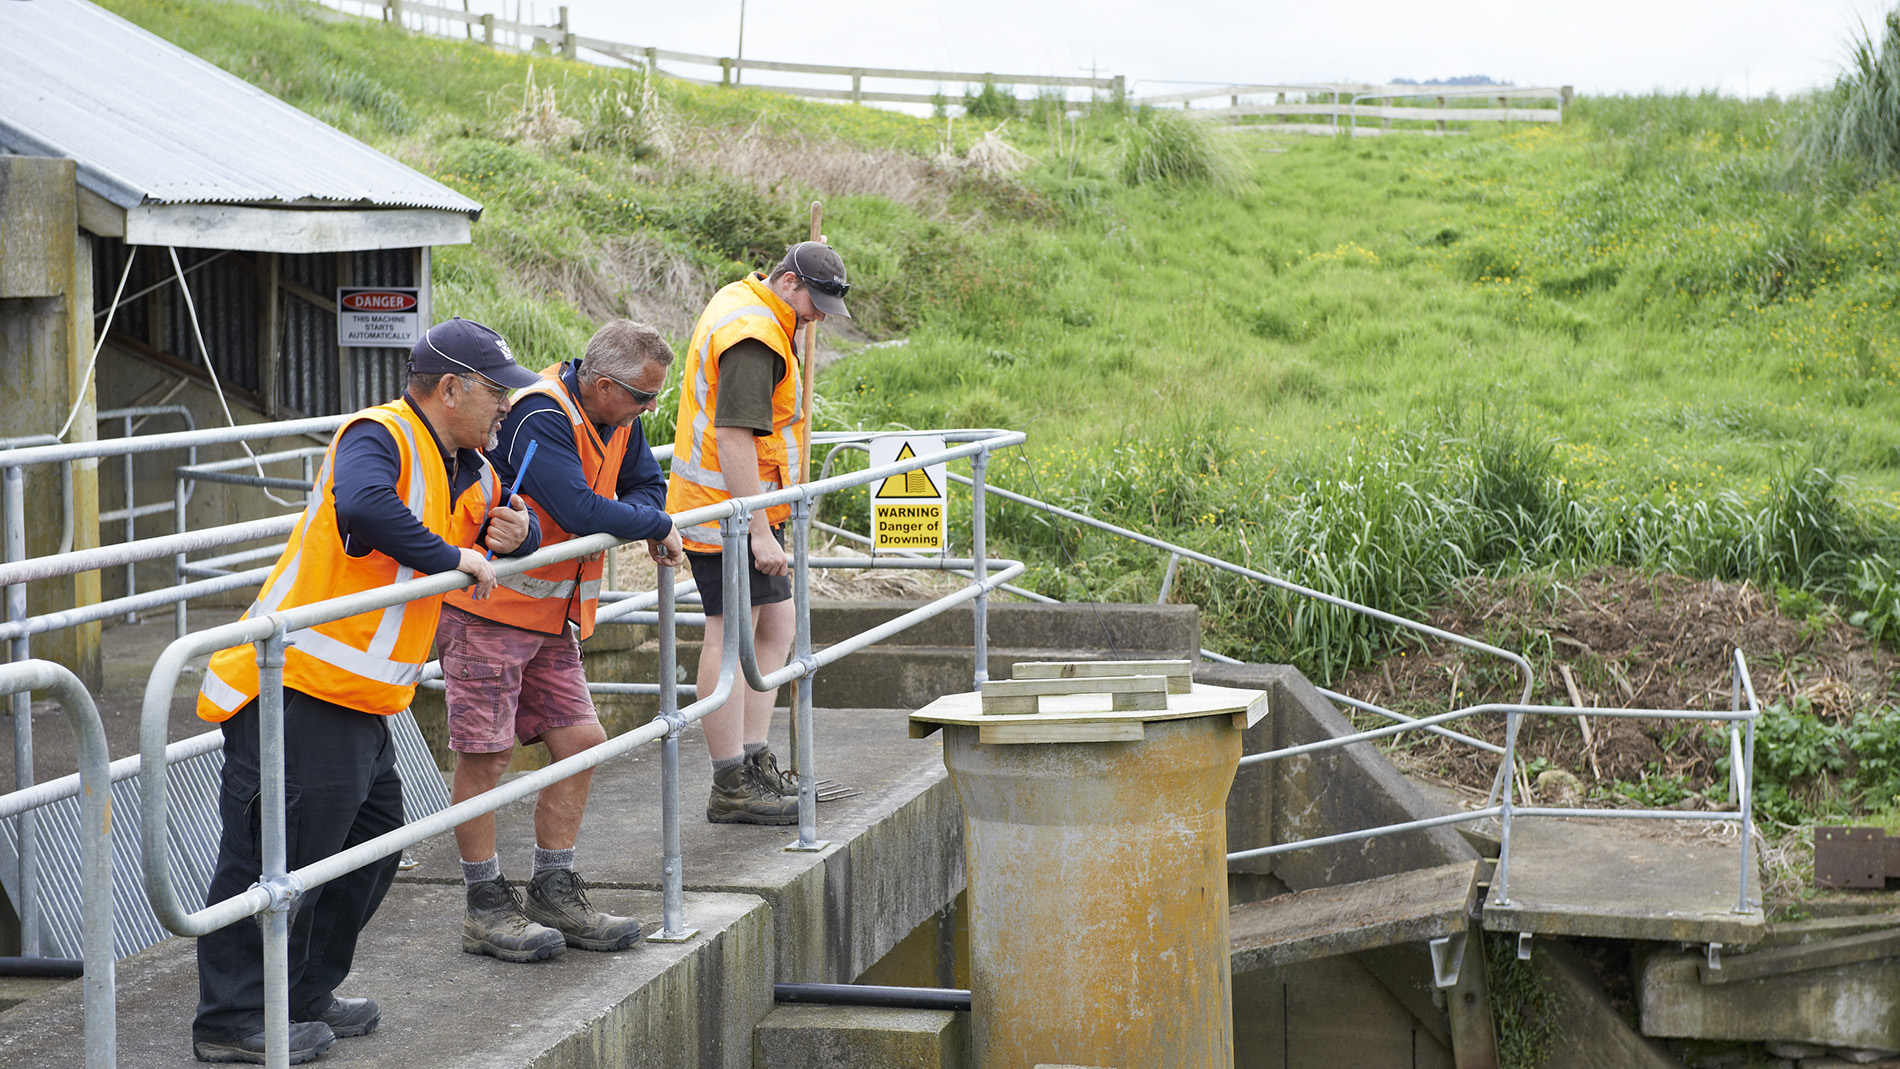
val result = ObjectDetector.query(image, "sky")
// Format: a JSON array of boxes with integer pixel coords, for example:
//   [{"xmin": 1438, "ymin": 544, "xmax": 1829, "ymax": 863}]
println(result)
[{"xmin": 452, "ymin": 0, "xmax": 1896, "ymax": 103}]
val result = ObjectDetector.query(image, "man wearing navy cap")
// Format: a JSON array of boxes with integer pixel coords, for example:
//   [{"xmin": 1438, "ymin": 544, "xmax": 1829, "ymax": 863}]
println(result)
[{"xmin": 192, "ymin": 317, "xmax": 540, "ymax": 1064}]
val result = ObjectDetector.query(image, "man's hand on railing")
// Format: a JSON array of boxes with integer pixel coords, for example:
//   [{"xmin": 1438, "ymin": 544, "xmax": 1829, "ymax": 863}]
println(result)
[
  {"xmin": 648, "ymin": 525, "xmax": 686, "ymax": 568},
  {"xmin": 456, "ymin": 547, "xmax": 499, "ymax": 599}
]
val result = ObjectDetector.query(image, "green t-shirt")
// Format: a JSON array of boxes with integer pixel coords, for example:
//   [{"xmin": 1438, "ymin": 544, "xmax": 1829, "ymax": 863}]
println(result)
[{"xmin": 713, "ymin": 338, "xmax": 786, "ymax": 435}]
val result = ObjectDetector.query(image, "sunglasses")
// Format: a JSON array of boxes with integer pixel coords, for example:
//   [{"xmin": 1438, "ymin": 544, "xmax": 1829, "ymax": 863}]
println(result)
[
  {"xmin": 797, "ymin": 272, "xmax": 850, "ymax": 299},
  {"xmin": 462, "ymin": 375, "xmax": 510, "ymax": 403},
  {"xmin": 600, "ymin": 371, "xmax": 660, "ymax": 406}
]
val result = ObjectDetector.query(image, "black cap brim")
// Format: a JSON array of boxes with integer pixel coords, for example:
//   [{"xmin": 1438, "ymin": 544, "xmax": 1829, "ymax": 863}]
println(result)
[
  {"xmin": 809, "ymin": 288, "xmax": 852, "ymax": 319},
  {"xmin": 485, "ymin": 362, "xmax": 544, "ymax": 390}
]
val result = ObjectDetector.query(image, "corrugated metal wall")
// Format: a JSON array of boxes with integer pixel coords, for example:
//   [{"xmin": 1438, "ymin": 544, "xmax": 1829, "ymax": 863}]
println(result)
[
  {"xmin": 345, "ymin": 248, "xmax": 415, "ymax": 408},
  {"xmin": 278, "ymin": 251, "xmax": 339, "ymax": 416}
]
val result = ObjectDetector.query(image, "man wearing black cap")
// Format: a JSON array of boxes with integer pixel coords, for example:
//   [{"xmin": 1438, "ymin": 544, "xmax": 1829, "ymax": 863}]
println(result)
[
  {"xmin": 666, "ymin": 242, "xmax": 850, "ymax": 824},
  {"xmin": 192, "ymin": 317, "xmax": 540, "ymax": 1064}
]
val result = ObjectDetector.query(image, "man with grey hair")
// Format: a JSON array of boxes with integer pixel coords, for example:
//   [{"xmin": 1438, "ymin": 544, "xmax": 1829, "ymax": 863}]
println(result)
[{"xmin": 440, "ymin": 319, "xmax": 685, "ymax": 962}]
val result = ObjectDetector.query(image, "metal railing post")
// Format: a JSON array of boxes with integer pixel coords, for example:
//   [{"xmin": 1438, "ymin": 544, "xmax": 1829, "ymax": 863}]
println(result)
[
  {"xmin": 1493, "ymin": 709, "xmax": 1521, "ymax": 907},
  {"xmin": 1157, "ymin": 551, "xmax": 1180, "ymax": 604},
  {"xmin": 652, "ymin": 563, "xmax": 695, "ymax": 942},
  {"xmin": 0, "ymin": 661, "xmax": 116, "ymax": 1068},
  {"xmin": 1735, "ymin": 652, "xmax": 1757, "ymax": 914},
  {"xmin": 5, "ymin": 464, "xmax": 40, "ymax": 956},
  {"xmin": 256, "ymin": 624, "xmax": 296, "ymax": 1069},
  {"xmin": 788, "ymin": 494, "xmax": 823, "ymax": 851},
  {"xmin": 174, "ymin": 471, "xmax": 190, "ymax": 641},
  {"xmin": 970, "ymin": 447, "xmax": 990, "ymax": 689},
  {"xmin": 122, "ymin": 415, "xmax": 137, "ymax": 623}
]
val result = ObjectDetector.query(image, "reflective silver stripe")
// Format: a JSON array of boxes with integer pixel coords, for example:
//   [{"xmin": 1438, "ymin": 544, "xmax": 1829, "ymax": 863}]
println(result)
[
  {"xmin": 682, "ymin": 302, "xmax": 780, "ymax": 481},
  {"xmin": 198, "ymin": 666, "xmax": 249, "ymax": 712},
  {"xmin": 578, "ymin": 578, "xmax": 602, "ymax": 601},
  {"xmin": 497, "ymin": 572, "xmax": 577, "ymax": 600},
  {"xmin": 367, "ymin": 414, "xmax": 430, "ymax": 662},
  {"xmin": 667, "ymin": 457, "xmax": 727, "ymax": 491},
  {"xmin": 682, "ymin": 522, "xmax": 722, "ymax": 546},
  {"xmin": 288, "ymin": 626, "xmax": 427, "ymax": 687}
]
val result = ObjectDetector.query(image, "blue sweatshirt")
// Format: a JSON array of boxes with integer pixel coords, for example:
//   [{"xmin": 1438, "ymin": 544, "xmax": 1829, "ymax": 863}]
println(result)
[
  {"xmin": 486, "ymin": 361, "xmax": 673, "ymax": 543},
  {"xmin": 330, "ymin": 397, "xmax": 542, "ymax": 572}
]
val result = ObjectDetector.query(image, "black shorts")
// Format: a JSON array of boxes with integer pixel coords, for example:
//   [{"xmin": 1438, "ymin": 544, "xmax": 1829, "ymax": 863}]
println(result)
[{"xmin": 684, "ymin": 525, "xmax": 791, "ymax": 618}]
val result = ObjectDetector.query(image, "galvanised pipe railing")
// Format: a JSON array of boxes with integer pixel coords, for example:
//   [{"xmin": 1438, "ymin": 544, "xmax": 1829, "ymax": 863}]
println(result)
[
  {"xmin": 134, "ymin": 430, "xmax": 1024, "ymax": 1067},
  {"xmin": 0, "ymin": 660, "xmax": 114, "ymax": 1069},
  {"xmin": 1228, "ymin": 650, "xmax": 1762, "ymax": 916}
]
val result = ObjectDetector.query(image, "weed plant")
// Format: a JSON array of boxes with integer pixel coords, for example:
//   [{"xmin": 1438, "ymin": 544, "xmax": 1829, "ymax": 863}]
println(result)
[{"xmin": 1791, "ymin": 8, "xmax": 1900, "ymax": 186}]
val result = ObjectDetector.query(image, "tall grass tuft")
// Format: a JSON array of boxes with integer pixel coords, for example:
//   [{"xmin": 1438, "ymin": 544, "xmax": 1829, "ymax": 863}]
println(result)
[
  {"xmin": 1792, "ymin": 7, "xmax": 1900, "ymax": 185},
  {"xmin": 1118, "ymin": 108, "xmax": 1249, "ymax": 189}
]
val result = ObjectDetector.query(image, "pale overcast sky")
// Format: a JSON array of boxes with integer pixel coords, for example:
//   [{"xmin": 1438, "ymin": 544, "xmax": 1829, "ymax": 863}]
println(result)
[{"xmin": 450, "ymin": 0, "xmax": 1894, "ymax": 102}]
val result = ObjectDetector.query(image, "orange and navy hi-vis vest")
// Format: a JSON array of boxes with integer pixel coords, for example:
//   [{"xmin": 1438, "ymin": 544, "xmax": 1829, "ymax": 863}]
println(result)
[
  {"xmin": 195, "ymin": 399, "xmax": 498, "ymax": 721},
  {"xmin": 664, "ymin": 273, "xmax": 803, "ymax": 553},
  {"xmin": 444, "ymin": 363, "xmax": 629, "ymax": 639}
]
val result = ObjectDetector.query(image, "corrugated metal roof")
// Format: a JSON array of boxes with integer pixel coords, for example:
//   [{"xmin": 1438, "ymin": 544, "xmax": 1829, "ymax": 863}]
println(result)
[{"xmin": 0, "ymin": 0, "xmax": 481, "ymax": 217}]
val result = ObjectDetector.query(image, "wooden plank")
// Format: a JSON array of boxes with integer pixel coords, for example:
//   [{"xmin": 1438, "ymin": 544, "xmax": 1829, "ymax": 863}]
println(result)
[
  {"xmin": 978, "ymin": 721, "xmax": 1143, "ymax": 745},
  {"xmin": 1446, "ymin": 938, "xmax": 1501, "ymax": 1069},
  {"xmin": 1701, "ymin": 928, "xmax": 1900, "ymax": 985},
  {"xmin": 1138, "ymin": 83, "xmax": 1565, "ymax": 105},
  {"xmin": 980, "ymin": 674, "xmax": 1168, "ymax": 715},
  {"xmin": 122, "ymin": 205, "xmax": 472, "ymax": 255},
  {"xmin": 1013, "ymin": 659, "xmax": 1193, "ymax": 694},
  {"xmin": 1229, "ymin": 861, "xmax": 1480, "ymax": 973},
  {"xmin": 914, "ymin": 682, "xmax": 1267, "ymax": 731}
]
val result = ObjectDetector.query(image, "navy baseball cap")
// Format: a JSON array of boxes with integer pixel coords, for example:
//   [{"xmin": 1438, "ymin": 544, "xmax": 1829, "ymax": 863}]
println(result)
[{"xmin": 408, "ymin": 317, "xmax": 540, "ymax": 389}]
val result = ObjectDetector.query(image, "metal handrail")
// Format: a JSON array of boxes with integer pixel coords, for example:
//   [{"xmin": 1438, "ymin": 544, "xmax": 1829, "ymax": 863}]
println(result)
[
  {"xmin": 132, "ymin": 429, "xmax": 1022, "ymax": 1066},
  {"xmin": 0, "ymin": 661, "xmax": 114, "ymax": 1069}
]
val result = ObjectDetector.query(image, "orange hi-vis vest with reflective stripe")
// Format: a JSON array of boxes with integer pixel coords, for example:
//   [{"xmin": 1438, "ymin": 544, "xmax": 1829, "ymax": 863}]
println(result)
[
  {"xmin": 664, "ymin": 273, "xmax": 803, "ymax": 553},
  {"xmin": 195, "ymin": 400, "xmax": 498, "ymax": 721},
  {"xmin": 444, "ymin": 364, "xmax": 629, "ymax": 639}
]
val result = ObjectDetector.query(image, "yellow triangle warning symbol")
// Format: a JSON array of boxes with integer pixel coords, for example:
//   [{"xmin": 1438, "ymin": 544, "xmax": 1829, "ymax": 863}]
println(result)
[{"xmin": 874, "ymin": 443, "xmax": 942, "ymax": 498}]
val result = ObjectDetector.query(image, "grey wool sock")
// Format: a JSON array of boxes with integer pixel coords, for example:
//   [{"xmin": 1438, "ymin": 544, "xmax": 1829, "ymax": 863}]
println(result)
[
  {"xmin": 532, "ymin": 846, "xmax": 575, "ymax": 878},
  {"xmin": 712, "ymin": 754, "xmax": 744, "ymax": 773},
  {"xmin": 743, "ymin": 742, "xmax": 769, "ymax": 758},
  {"xmin": 462, "ymin": 855, "xmax": 501, "ymax": 886}
]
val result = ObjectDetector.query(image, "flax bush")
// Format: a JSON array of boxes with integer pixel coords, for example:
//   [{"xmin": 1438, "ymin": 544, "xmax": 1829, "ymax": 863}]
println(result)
[{"xmin": 1792, "ymin": 7, "xmax": 1900, "ymax": 186}]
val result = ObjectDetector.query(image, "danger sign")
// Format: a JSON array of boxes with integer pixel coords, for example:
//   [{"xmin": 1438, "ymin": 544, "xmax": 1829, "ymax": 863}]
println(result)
[
  {"xmin": 337, "ymin": 287, "xmax": 421, "ymax": 347},
  {"xmin": 868, "ymin": 435, "xmax": 947, "ymax": 551}
]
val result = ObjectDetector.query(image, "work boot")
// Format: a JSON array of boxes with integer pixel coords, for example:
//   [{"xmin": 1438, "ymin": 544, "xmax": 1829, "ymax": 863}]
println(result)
[
  {"xmin": 304, "ymin": 996, "xmax": 379, "ymax": 1038},
  {"xmin": 463, "ymin": 876, "xmax": 567, "ymax": 962},
  {"xmin": 192, "ymin": 1021, "xmax": 335, "ymax": 1064},
  {"xmin": 523, "ymin": 868, "xmax": 645, "ymax": 951},
  {"xmin": 746, "ymin": 747, "xmax": 797, "ymax": 797},
  {"xmin": 707, "ymin": 762, "xmax": 797, "ymax": 825}
]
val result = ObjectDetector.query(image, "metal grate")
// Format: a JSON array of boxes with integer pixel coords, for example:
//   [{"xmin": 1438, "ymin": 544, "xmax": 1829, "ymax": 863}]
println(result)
[{"xmin": 0, "ymin": 709, "xmax": 450, "ymax": 959}]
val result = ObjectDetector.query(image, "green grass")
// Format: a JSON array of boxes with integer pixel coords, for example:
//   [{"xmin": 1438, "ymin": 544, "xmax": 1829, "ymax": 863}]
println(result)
[{"xmin": 107, "ymin": 0, "xmax": 1900, "ymax": 687}]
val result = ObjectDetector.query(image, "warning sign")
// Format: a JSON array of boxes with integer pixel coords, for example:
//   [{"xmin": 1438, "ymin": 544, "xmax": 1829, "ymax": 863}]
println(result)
[
  {"xmin": 336, "ymin": 287, "xmax": 421, "ymax": 347},
  {"xmin": 869, "ymin": 436, "xmax": 947, "ymax": 551}
]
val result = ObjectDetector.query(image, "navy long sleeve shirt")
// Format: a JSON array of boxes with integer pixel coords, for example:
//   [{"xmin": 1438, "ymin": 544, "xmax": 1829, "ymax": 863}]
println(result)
[
  {"xmin": 330, "ymin": 398, "xmax": 541, "ymax": 572},
  {"xmin": 485, "ymin": 361, "xmax": 673, "ymax": 543}
]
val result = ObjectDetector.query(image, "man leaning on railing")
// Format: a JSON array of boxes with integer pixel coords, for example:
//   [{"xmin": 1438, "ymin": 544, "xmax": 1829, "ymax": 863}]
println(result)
[
  {"xmin": 666, "ymin": 241, "xmax": 852, "ymax": 824},
  {"xmin": 439, "ymin": 320, "xmax": 686, "ymax": 964},
  {"xmin": 190, "ymin": 318, "xmax": 542, "ymax": 1065}
]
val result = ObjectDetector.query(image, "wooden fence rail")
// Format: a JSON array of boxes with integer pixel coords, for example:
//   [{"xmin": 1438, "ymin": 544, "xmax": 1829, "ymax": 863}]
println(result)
[
  {"xmin": 328, "ymin": 0, "xmax": 1122, "ymax": 104},
  {"xmin": 1134, "ymin": 82, "xmax": 1574, "ymax": 134}
]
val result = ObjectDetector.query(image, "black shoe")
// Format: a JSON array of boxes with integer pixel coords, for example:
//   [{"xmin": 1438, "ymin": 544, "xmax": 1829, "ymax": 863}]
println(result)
[
  {"xmin": 192, "ymin": 1021, "xmax": 336, "ymax": 1064},
  {"xmin": 306, "ymin": 996, "xmax": 379, "ymax": 1038},
  {"xmin": 524, "ymin": 868, "xmax": 645, "ymax": 951},
  {"xmin": 463, "ymin": 875, "xmax": 567, "ymax": 962},
  {"xmin": 707, "ymin": 762, "xmax": 797, "ymax": 825}
]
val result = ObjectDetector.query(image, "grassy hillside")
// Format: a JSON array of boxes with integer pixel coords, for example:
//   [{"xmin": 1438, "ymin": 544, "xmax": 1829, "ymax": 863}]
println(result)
[{"xmin": 108, "ymin": 0, "xmax": 1900, "ymax": 686}]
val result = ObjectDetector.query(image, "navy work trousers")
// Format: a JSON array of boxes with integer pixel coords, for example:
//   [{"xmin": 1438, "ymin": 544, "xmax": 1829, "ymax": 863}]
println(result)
[{"xmin": 193, "ymin": 689, "xmax": 404, "ymax": 1038}]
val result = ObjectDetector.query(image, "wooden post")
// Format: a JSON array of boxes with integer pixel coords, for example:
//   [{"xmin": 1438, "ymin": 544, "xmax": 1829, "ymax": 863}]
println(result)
[
  {"xmin": 851, "ymin": 70, "xmax": 863, "ymax": 104},
  {"xmin": 645, "ymin": 45, "xmax": 657, "ymax": 74},
  {"xmin": 1111, "ymin": 73, "xmax": 1124, "ymax": 101},
  {"xmin": 1447, "ymin": 935, "xmax": 1502, "ymax": 1069},
  {"xmin": 1278, "ymin": 91, "xmax": 1286, "ymax": 123},
  {"xmin": 558, "ymin": 6, "xmax": 575, "ymax": 58},
  {"xmin": 481, "ymin": 12, "xmax": 493, "ymax": 46},
  {"xmin": 720, "ymin": 57, "xmax": 731, "ymax": 87},
  {"xmin": 797, "ymin": 201, "xmax": 821, "ymax": 487},
  {"xmin": 386, "ymin": 0, "xmax": 402, "ymax": 25},
  {"xmin": 1437, "ymin": 95, "xmax": 1446, "ymax": 133},
  {"xmin": 260, "ymin": 252, "xmax": 280, "ymax": 417}
]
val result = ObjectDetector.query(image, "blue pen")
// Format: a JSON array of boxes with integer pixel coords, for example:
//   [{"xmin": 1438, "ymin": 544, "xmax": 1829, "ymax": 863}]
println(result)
[{"xmin": 485, "ymin": 439, "xmax": 538, "ymax": 561}]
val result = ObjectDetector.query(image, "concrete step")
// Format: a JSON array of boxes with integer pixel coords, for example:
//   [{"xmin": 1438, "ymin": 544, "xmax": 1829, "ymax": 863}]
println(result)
[
  {"xmin": 804, "ymin": 600, "xmax": 1200, "ymax": 653},
  {"xmin": 1228, "ymin": 861, "xmax": 1481, "ymax": 973},
  {"xmin": 752, "ymin": 1004, "xmax": 969, "ymax": 1069}
]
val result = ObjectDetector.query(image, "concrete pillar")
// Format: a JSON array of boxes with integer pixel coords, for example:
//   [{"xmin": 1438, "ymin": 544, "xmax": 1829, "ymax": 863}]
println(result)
[
  {"xmin": 0, "ymin": 156, "xmax": 101, "ymax": 688},
  {"xmin": 923, "ymin": 682, "xmax": 1256, "ymax": 1069}
]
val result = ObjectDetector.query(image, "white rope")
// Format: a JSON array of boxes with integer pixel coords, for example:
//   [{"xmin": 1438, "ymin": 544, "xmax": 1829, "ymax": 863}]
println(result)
[
  {"xmin": 167, "ymin": 247, "xmax": 300, "ymax": 508},
  {"xmin": 55, "ymin": 247, "xmax": 137, "ymax": 441}
]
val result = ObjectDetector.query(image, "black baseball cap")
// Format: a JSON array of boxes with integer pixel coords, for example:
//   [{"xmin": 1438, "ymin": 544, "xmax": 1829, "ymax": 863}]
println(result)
[
  {"xmin": 780, "ymin": 242, "xmax": 851, "ymax": 319},
  {"xmin": 408, "ymin": 317, "xmax": 540, "ymax": 389}
]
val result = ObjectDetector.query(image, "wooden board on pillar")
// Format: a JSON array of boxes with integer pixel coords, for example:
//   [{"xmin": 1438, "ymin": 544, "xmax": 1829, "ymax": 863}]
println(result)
[{"xmin": 1229, "ymin": 861, "xmax": 1481, "ymax": 973}]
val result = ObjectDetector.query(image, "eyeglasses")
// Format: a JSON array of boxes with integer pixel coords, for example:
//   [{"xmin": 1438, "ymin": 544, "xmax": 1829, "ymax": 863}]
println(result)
[
  {"xmin": 461, "ymin": 375, "xmax": 510, "ymax": 403},
  {"xmin": 600, "ymin": 371, "xmax": 660, "ymax": 406}
]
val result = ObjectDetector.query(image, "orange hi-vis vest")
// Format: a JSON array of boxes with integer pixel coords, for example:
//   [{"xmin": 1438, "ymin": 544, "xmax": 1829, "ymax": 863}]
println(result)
[
  {"xmin": 444, "ymin": 364, "xmax": 629, "ymax": 639},
  {"xmin": 196, "ymin": 400, "xmax": 498, "ymax": 721},
  {"xmin": 664, "ymin": 273, "xmax": 803, "ymax": 553}
]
